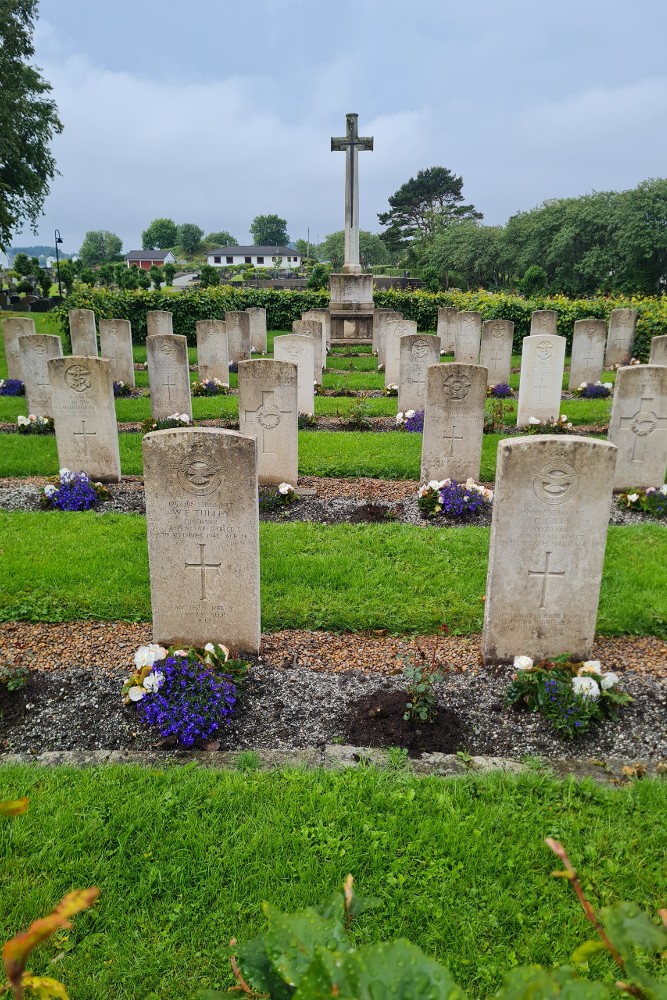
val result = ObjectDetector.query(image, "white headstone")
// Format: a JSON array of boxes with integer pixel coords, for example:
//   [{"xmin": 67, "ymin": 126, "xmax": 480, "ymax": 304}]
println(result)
[
  {"xmin": 608, "ymin": 365, "xmax": 667, "ymax": 488},
  {"xmin": 649, "ymin": 336, "xmax": 667, "ymax": 366},
  {"xmin": 19, "ymin": 334, "xmax": 63, "ymax": 416},
  {"xmin": 516, "ymin": 335, "xmax": 566, "ymax": 427},
  {"xmin": 454, "ymin": 311, "xmax": 482, "ymax": 364},
  {"xmin": 274, "ymin": 334, "xmax": 315, "ymax": 415},
  {"xmin": 196, "ymin": 320, "xmax": 229, "ymax": 383},
  {"xmin": 143, "ymin": 427, "xmax": 260, "ymax": 652},
  {"xmin": 99, "ymin": 319, "xmax": 135, "ymax": 386},
  {"xmin": 568, "ymin": 319, "xmax": 606, "ymax": 389},
  {"xmin": 384, "ymin": 318, "xmax": 417, "ymax": 385},
  {"xmin": 420, "ymin": 363, "xmax": 487, "ymax": 483},
  {"xmin": 238, "ymin": 359, "xmax": 298, "ymax": 485},
  {"xmin": 398, "ymin": 334, "xmax": 440, "ymax": 413},
  {"xmin": 301, "ymin": 309, "xmax": 331, "ymax": 349},
  {"xmin": 48, "ymin": 356, "xmax": 121, "ymax": 481},
  {"xmin": 146, "ymin": 335, "xmax": 192, "ymax": 419},
  {"xmin": 146, "ymin": 311, "xmax": 173, "ymax": 337},
  {"xmin": 292, "ymin": 319, "xmax": 324, "ymax": 382},
  {"xmin": 246, "ymin": 307, "xmax": 267, "ymax": 353},
  {"xmin": 226, "ymin": 311, "xmax": 252, "ymax": 363},
  {"xmin": 68, "ymin": 309, "xmax": 98, "ymax": 357},
  {"xmin": 530, "ymin": 310, "xmax": 558, "ymax": 336},
  {"xmin": 605, "ymin": 309, "xmax": 638, "ymax": 368},
  {"xmin": 375, "ymin": 310, "xmax": 403, "ymax": 367},
  {"xmin": 482, "ymin": 436, "xmax": 617, "ymax": 663},
  {"xmin": 479, "ymin": 320, "xmax": 514, "ymax": 386},
  {"xmin": 2, "ymin": 317, "xmax": 34, "ymax": 380},
  {"xmin": 437, "ymin": 307, "xmax": 458, "ymax": 354}
]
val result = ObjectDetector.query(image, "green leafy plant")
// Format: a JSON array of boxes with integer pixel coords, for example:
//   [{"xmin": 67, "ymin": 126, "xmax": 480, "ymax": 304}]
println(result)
[
  {"xmin": 484, "ymin": 398, "xmax": 513, "ymax": 433},
  {"xmin": 505, "ymin": 656, "xmax": 633, "ymax": 738},
  {"xmin": 345, "ymin": 399, "xmax": 373, "ymax": 430},
  {"xmin": 403, "ymin": 627, "xmax": 453, "ymax": 723},
  {"xmin": 0, "ymin": 663, "xmax": 29, "ymax": 692},
  {"xmin": 298, "ymin": 412, "xmax": 317, "ymax": 429}
]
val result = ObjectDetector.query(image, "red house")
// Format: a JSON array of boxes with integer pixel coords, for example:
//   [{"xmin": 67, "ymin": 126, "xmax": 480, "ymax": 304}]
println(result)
[{"xmin": 124, "ymin": 250, "xmax": 176, "ymax": 270}]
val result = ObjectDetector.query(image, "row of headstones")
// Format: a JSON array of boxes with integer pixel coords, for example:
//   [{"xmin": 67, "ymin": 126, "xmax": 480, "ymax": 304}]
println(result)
[
  {"xmin": 142, "ymin": 427, "xmax": 618, "ymax": 669},
  {"xmin": 378, "ymin": 306, "xmax": 667, "ymax": 391}
]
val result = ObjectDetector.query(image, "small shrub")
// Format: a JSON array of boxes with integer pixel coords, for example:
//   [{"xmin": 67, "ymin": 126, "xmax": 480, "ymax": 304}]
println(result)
[
  {"xmin": 574, "ymin": 380, "xmax": 613, "ymax": 398},
  {"xmin": 346, "ymin": 399, "xmax": 373, "ymax": 430},
  {"xmin": 0, "ymin": 379, "xmax": 25, "ymax": 396},
  {"xmin": 403, "ymin": 630, "xmax": 453, "ymax": 723},
  {"xmin": 298, "ymin": 412, "xmax": 317, "ymax": 429},
  {"xmin": 40, "ymin": 469, "xmax": 109, "ymax": 511},
  {"xmin": 112, "ymin": 380, "xmax": 132, "ymax": 397},
  {"xmin": 123, "ymin": 642, "xmax": 246, "ymax": 747},
  {"xmin": 191, "ymin": 378, "xmax": 229, "ymax": 396},
  {"xmin": 396, "ymin": 409, "xmax": 424, "ymax": 432},
  {"xmin": 484, "ymin": 399, "xmax": 513, "ymax": 433},
  {"xmin": 505, "ymin": 655, "xmax": 632, "ymax": 738},
  {"xmin": 418, "ymin": 478, "xmax": 493, "ymax": 519},
  {"xmin": 524, "ymin": 414, "xmax": 573, "ymax": 433},
  {"xmin": 259, "ymin": 482, "xmax": 299, "ymax": 513},
  {"xmin": 618, "ymin": 485, "xmax": 667, "ymax": 519},
  {"xmin": 141, "ymin": 413, "xmax": 192, "ymax": 434},
  {"xmin": 0, "ymin": 662, "xmax": 29, "ymax": 692},
  {"xmin": 16, "ymin": 414, "xmax": 54, "ymax": 434}
]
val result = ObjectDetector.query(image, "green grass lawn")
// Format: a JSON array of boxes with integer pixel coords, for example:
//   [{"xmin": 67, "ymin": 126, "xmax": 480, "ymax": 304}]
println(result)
[
  {"xmin": 0, "ymin": 766, "xmax": 665, "ymax": 1000},
  {"xmin": 0, "ymin": 513, "xmax": 664, "ymax": 634}
]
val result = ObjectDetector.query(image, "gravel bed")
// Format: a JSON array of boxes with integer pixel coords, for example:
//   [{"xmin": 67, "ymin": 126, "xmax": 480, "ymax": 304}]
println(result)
[
  {"xmin": 1, "ymin": 658, "xmax": 665, "ymax": 761},
  {"xmin": 0, "ymin": 480, "xmax": 659, "ymax": 528}
]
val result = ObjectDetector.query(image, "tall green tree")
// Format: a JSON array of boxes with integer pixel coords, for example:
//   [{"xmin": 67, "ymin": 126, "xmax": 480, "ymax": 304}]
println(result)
[
  {"xmin": 204, "ymin": 230, "xmax": 237, "ymax": 247},
  {"xmin": 250, "ymin": 214, "xmax": 289, "ymax": 246},
  {"xmin": 78, "ymin": 230, "xmax": 123, "ymax": 268},
  {"xmin": 419, "ymin": 222, "xmax": 505, "ymax": 289},
  {"xmin": 378, "ymin": 167, "xmax": 481, "ymax": 249},
  {"xmin": 176, "ymin": 222, "xmax": 204, "ymax": 254},
  {"xmin": 141, "ymin": 218, "xmax": 177, "ymax": 250},
  {"xmin": 0, "ymin": 0, "xmax": 63, "ymax": 250},
  {"xmin": 317, "ymin": 230, "xmax": 390, "ymax": 271}
]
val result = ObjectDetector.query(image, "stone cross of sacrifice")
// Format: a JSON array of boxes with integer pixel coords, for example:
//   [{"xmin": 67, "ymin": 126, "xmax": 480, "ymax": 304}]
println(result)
[{"xmin": 331, "ymin": 113, "xmax": 373, "ymax": 274}]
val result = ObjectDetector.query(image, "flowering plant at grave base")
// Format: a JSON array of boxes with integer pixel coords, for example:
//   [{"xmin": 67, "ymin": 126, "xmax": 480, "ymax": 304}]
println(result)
[
  {"xmin": 505, "ymin": 655, "xmax": 632, "ymax": 739},
  {"xmin": 228, "ymin": 360, "xmax": 238, "ymax": 374},
  {"xmin": 191, "ymin": 377, "xmax": 229, "ymax": 396},
  {"xmin": 113, "ymin": 380, "xmax": 132, "ymax": 397},
  {"xmin": 618, "ymin": 484, "xmax": 667, "ymax": 519},
  {"xmin": 484, "ymin": 399, "xmax": 513, "ymax": 433},
  {"xmin": 16, "ymin": 414, "xmax": 54, "ymax": 434},
  {"xmin": 487, "ymin": 383, "xmax": 513, "ymax": 398},
  {"xmin": 417, "ymin": 478, "xmax": 493, "ymax": 519},
  {"xmin": 609, "ymin": 358, "xmax": 641, "ymax": 370},
  {"xmin": 123, "ymin": 641, "xmax": 248, "ymax": 747},
  {"xmin": 377, "ymin": 363, "xmax": 385, "ymax": 372},
  {"xmin": 314, "ymin": 381, "xmax": 322, "ymax": 395},
  {"xmin": 40, "ymin": 468, "xmax": 109, "ymax": 511},
  {"xmin": 573, "ymin": 380, "xmax": 613, "ymax": 399},
  {"xmin": 383, "ymin": 383, "xmax": 398, "ymax": 396},
  {"xmin": 524, "ymin": 414, "xmax": 574, "ymax": 434},
  {"xmin": 259, "ymin": 482, "xmax": 300, "ymax": 513},
  {"xmin": 140, "ymin": 413, "xmax": 192, "ymax": 434},
  {"xmin": 395, "ymin": 409, "xmax": 424, "ymax": 432},
  {"xmin": 298, "ymin": 411, "xmax": 317, "ymax": 429},
  {"xmin": 0, "ymin": 378, "xmax": 25, "ymax": 396}
]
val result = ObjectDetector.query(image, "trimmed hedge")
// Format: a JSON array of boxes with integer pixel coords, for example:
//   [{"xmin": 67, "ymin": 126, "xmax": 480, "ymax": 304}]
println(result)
[{"xmin": 56, "ymin": 286, "xmax": 667, "ymax": 358}]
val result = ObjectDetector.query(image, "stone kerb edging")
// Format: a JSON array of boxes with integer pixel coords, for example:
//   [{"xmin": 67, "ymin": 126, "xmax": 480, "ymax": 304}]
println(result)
[{"xmin": 0, "ymin": 747, "xmax": 662, "ymax": 785}]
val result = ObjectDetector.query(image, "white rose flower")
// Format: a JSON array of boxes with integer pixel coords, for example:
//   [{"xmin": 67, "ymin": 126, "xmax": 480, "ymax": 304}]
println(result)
[
  {"xmin": 579, "ymin": 660, "xmax": 601, "ymax": 675},
  {"xmin": 28, "ymin": 414, "xmax": 36, "ymax": 422},
  {"xmin": 395, "ymin": 413, "xmax": 404, "ymax": 424},
  {"xmin": 143, "ymin": 670, "xmax": 165, "ymax": 693},
  {"xmin": 627, "ymin": 493, "xmax": 639, "ymax": 503},
  {"xmin": 579, "ymin": 382, "xmax": 588, "ymax": 390},
  {"xmin": 405, "ymin": 409, "xmax": 415, "ymax": 419},
  {"xmin": 428, "ymin": 480, "xmax": 441, "ymax": 491},
  {"xmin": 514, "ymin": 655, "xmax": 533, "ymax": 670},
  {"xmin": 204, "ymin": 642, "xmax": 216, "ymax": 652},
  {"xmin": 128, "ymin": 685, "xmax": 146, "ymax": 702},
  {"xmin": 17, "ymin": 415, "xmax": 30, "ymax": 426},
  {"xmin": 528, "ymin": 416, "xmax": 541, "ymax": 425},
  {"xmin": 572, "ymin": 676, "xmax": 600, "ymax": 700},
  {"xmin": 278, "ymin": 483, "xmax": 293, "ymax": 494},
  {"xmin": 601, "ymin": 672, "xmax": 619, "ymax": 690}
]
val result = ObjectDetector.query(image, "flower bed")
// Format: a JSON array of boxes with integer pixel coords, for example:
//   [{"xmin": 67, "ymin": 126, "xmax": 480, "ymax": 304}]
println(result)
[
  {"xmin": 40, "ymin": 469, "xmax": 108, "ymax": 511},
  {"xmin": 618, "ymin": 485, "xmax": 667, "ymax": 519},
  {"xmin": 418, "ymin": 479, "xmax": 493, "ymax": 519},
  {"xmin": 0, "ymin": 379, "xmax": 25, "ymax": 396}
]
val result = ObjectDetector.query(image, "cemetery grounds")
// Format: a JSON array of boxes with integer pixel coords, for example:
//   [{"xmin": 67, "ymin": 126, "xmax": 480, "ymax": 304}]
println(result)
[{"xmin": 0, "ymin": 311, "xmax": 666, "ymax": 999}]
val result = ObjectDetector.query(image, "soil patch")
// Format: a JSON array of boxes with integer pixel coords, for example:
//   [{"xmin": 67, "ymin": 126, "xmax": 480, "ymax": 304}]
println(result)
[{"xmin": 345, "ymin": 688, "xmax": 469, "ymax": 755}]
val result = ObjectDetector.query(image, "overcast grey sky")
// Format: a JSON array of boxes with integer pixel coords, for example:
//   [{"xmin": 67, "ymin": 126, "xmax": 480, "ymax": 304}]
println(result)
[{"xmin": 16, "ymin": 0, "xmax": 667, "ymax": 254}]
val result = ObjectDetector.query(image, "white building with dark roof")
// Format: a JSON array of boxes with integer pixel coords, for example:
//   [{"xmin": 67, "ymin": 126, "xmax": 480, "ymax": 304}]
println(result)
[
  {"xmin": 206, "ymin": 246, "xmax": 301, "ymax": 269},
  {"xmin": 125, "ymin": 250, "xmax": 176, "ymax": 270}
]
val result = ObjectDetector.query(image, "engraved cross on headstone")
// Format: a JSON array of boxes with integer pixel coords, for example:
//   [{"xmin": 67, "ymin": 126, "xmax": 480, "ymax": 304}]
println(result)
[
  {"xmin": 534, "ymin": 377, "xmax": 548, "ymax": 401},
  {"xmin": 331, "ymin": 113, "xmax": 373, "ymax": 275},
  {"xmin": 619, "ymin": 392, "xmax": 667, "ymax": 462},
  {"xmin": 528, "ymin": 550, "xmax": 565, "ymax": 609},
  {"xmin": 72, "ymin": 419, "xmax": 97, "ymax": 454},
  {"xmin": 443, "ymin": 425, "xmax": 464, "ymax": 456},
  {"xmin": 163, "ymin": 375, "xmax": 177, "ymax": 400},
  {"xmin": 36, "ymin": 374, "xmax": 50, "ymax": 389},
  {"xmin": 410, "ymin": 367, "xmax": 427, "ymax": 396},
  {"xmin": 185, "ymin": 543, "xmax": 221, "ymax": 601}
]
